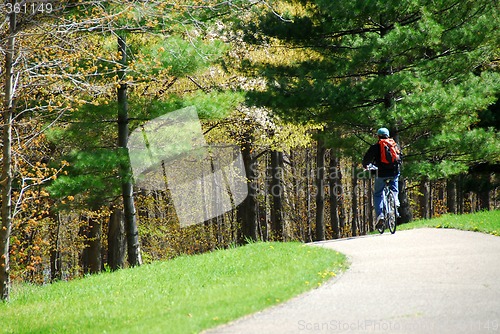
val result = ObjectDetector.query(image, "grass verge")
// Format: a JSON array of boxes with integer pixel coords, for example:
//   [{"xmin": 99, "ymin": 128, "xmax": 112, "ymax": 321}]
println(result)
[
  {"xmin": 398, "ymin": 210, "xmax": 500, "ymax": 236},
  {"xmin": 1, "ymin": 242, "xmax": 346, "ymax": 334}
]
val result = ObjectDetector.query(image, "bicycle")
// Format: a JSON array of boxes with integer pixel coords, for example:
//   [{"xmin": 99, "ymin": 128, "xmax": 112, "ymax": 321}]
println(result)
[{"xmin": 377, "ymin": 178, "xmax": 398, "ymax": 234}]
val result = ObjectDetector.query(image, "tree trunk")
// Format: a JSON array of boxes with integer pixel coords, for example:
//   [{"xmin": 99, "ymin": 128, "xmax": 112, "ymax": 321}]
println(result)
[
  {"xmin": 419, "ymin": 178, "xmax": 430, "ymax": 219},
  {"xmin": 361, "ymin": 178, "xmax": 367, "ymax": 235},
  {"xmin": 329, "ymin": 150, "xmax": 341, "ymax": 239},
  {"xmin": 351, "ymin": 162, "xmax": 358, "ymax": 237},
  {"xmin": 436, "ymin": 181, "xmax": 445, "ymax": 216},
  {"xmin": 238, "ymin": 134, "xmax": 258, "ymax": 242},
  {"xmin": 108, "ymin": 208, "xmax": 126, "ymax": 270},
  {"xmin": 84, "ymin": 215, "xmax": 102, "ymax": 274},
  {"xmin": 394, "ymin": 178, "xmax": 411, "ymax": 223},
  {"xmin": 429, "ymin": 180, "xmax": 434, "ymax": 218},
  {"xmin": 367, "ymin": 175, "xmax": 374, "ymax": 232},
  {"xmin": 458, "ymin": 174, "xmax": 465, "ymax": 214},
  {"xmin": 392, "ymin": 128, "xmax": 412, "ymax": 224},
  {"xmin": 446, "ymin": 177, "xmax": 457, "ymax": 214},
  {"xmin": 306, "ymin": 148, "xmax": 313, "ymax": 242},
  {"xmin": 0, "ymin": 6, "xmax": 16, "ymax": 301},
  {"xmin": 50, "ymin": 212, "xmax": 62, "ymax": 282},
  {"xmin": 269, "ymin": 150, "xmax": 284, "ymax": 241},
  {"xmin": 117, "ymin": 34, "xmax": 141, "ymax": 266},
  {"xmin": 315, "ymin": 142, "xmax": 326, "ymax": 241},
  {"xmin": 290, "ymin": 151, "xmax": 303, "ymax": 240},
  {"xmin": 478, "ymin": 191, "xmax": 490, "ymax": 211},
  {"xmin": 477, "ymin": 173, "xmax": 491, "ymax": 211}
]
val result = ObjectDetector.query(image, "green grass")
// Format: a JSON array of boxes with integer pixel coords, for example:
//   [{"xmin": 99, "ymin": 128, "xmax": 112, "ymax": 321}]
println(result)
[
  {"xmin": 0, "ymin": 242, "xmax": 346, "ymax": 334},
  {"xmin": 398, "ymin": 210, "xmax": 500, "ymax": 236}
]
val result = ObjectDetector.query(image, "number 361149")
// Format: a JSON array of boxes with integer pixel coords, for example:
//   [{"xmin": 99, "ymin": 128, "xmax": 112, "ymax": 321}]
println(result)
[{"xmin": 3, "ymin": 2, "xmax": 53, "ymax": 15}]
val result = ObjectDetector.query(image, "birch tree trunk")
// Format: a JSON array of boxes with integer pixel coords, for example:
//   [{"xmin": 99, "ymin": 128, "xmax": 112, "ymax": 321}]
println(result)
[
  {"xmin": 117, "ymin": 34, "xmax": 141, "ymax": 267},
  {"xmin": 0, "ymin": 4, "xmax": 16, "ymax": 301}
]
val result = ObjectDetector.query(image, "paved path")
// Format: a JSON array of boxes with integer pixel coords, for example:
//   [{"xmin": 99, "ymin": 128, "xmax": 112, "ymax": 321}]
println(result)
[{"xmin": 205, "ymin": 229, "xmax": 500, "ymax": 333}]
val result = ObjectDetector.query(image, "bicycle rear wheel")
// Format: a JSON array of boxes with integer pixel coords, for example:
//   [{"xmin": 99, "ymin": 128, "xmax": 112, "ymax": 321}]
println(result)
[
  {"xmin": 377, "ymin": 219, "xmax": 385, "ymax": 234},
  {"xmin": 387, "ymin": 191, "xmax": 397, "ymax": 234}
]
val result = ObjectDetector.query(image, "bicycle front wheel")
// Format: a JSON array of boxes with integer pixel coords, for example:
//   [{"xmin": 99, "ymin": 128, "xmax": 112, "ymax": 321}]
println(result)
[{"xmin": 387, "ymin": 191, "xmax": 397, "ymax": 234}]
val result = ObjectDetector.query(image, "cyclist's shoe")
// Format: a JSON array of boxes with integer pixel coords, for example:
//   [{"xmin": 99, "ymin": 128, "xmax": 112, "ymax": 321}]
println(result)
[
  {"xmin": 375, "ymin": 214, "xmax": 384, "ymax": 229},
  {"xmin": 394, "ymin": 203, "xmax": 400, "ymax": 218}
]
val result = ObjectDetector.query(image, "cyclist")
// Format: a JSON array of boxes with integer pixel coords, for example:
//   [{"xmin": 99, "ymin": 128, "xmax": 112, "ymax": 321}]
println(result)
[{"xmin": 362, "ymin": 128, "xmax": 401, "ymax": 228}]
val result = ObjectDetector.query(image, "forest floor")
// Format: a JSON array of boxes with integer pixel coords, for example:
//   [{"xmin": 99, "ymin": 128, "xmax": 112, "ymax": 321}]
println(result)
[{"xmin": 206, "ymin": 211, "xmax": 500, "ymax": 334}]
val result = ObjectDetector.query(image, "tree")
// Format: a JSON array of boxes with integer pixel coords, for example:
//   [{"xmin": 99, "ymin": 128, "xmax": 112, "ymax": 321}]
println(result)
[
  {"xmin": 1, "ymin": 0, "xmax": 259, "ymax": 293},
  {"xmin": 0, "ymin": 2, "xmax": 17, "ymax": 301},
  {"xmin": 269, "ymin": 150, "xmax": 284, "ymax": 240},
  {"xmin": 117, "ymin": 32, "xmax": 142, "ymax": 267},
  {"xmin": 314, "ymin": 139, "xmax": 326, "ymax": 241},
  {"xmin": 239, "ymin": 0, "xmax": 500, "ymax": 223},
  {"xmin": 47, "ymin": 0, "xmax": 250, "ymax": 266},
  {"xmin": 328, "ymin": 148, "xmax": 345, "ymax": 239},
  {"xmin": 0, "ymin": 0, "xmax": 75, "ymax": 300}
]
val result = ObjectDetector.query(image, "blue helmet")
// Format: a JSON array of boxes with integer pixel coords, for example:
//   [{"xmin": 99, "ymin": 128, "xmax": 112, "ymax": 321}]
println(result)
[{"xmin": 377, "ymin": 127, "xmax": 390, "ymax": 137}]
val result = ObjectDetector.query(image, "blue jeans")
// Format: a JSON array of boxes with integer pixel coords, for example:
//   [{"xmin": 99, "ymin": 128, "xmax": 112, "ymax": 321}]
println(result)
[{"xmin": 374, "ymin": 176, "xmax": 399, "ymax": 217}]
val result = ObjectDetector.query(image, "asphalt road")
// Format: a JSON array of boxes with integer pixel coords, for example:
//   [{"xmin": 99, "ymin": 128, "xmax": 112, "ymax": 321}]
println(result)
[{"xmin": 205, "ymin": 228, "xmax": 500, "ymax": 334}]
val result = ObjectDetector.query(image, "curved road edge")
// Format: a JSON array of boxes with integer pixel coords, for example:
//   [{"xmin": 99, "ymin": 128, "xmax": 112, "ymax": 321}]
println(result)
[{"xmin": 205, "ymin": 228, "xmax": 500, "ymax": 334}]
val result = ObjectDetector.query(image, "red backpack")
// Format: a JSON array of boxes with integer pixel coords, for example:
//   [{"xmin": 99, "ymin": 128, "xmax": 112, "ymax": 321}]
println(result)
[{"xmin": 379, "ymin": 138, "xmax": 401, "ymax": 165}]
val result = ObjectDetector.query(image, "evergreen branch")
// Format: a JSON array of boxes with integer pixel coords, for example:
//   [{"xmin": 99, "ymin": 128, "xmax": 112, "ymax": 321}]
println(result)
[{"xmin": 442, "ymin": 3, "xmax": 489, "ymax": 35}]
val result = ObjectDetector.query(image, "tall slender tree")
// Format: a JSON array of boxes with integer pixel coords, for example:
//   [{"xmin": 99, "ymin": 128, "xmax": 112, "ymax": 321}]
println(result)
[
  {"xmin": 117, "ymin": 33, "xmax": 142, "ymax": 266},
  {"xmin": 269, "ymin": 150, "xmax": 284, "ymax": 240},
  {"xmin": 0, "ymin": 1, "xmax": 17, "ymax": 301},
  {"xmin": 328, "ymin": 149, "xmax": 343, "ymax": 239},
  {"xmin": 314, "ymin": 140, "xmax": 326, "ymax": 241}
]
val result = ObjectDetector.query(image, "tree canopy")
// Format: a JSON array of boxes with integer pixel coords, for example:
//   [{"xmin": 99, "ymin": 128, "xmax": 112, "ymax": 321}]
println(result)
[{"xmin": 241, "ymin": 0, "xmax": 500, "ymax": 177}]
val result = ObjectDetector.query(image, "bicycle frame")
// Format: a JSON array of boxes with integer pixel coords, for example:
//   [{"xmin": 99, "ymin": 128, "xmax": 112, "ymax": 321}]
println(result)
[{"xmin": 378, "ymin": 178, "xmax": 397, "ymax": 234}]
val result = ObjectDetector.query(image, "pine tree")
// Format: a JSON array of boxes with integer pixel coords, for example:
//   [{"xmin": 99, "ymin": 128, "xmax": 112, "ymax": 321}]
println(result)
[
  {"xmin": 47, "ymin": 1, "xmax": 248, "ymax": 267},
  {"xmin": 239, "ymin": 0, "xmax": 500, "ymax": 222}
]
